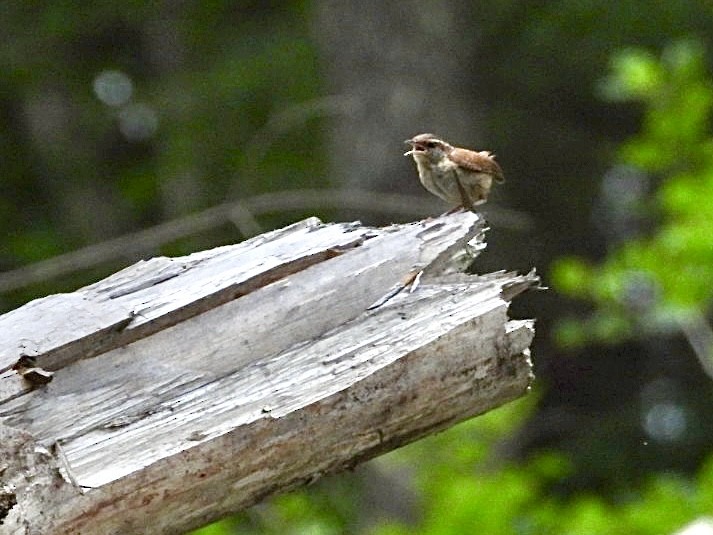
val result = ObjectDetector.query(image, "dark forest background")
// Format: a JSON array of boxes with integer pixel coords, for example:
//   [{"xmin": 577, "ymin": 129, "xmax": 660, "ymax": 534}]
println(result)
[{"xmin": 2, "ymin": 2, "xmax": 713, "ymax": 533}]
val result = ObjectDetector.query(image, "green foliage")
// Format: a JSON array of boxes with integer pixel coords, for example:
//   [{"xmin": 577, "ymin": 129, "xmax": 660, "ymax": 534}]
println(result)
[
  {"xmin": 192, "ymin": 397, "xmax": 713, "ymax": 534},
  {"xmin": 0, "ymin": 1, "xmax": 325, "ymax": 312},
  {"xmin": 366, "ymin": 399, "xmax": 713, "ymax": 535},
  {"xmin": 3, "ymin": 4, "xmax": 712, "ymax": 534},
  {"xmin": 191, "ymin": 519, "xmax": 238, "ymax": 535},
  {"xmin": 553, "ymin": 39, "xmax": 713, "ymax": 347}
]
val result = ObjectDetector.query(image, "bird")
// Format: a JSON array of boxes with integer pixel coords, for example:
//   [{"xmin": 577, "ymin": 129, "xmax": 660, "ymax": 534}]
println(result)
[{"xmin": 404, "ymin": 133, "xmax": 505, "ymax": 211}]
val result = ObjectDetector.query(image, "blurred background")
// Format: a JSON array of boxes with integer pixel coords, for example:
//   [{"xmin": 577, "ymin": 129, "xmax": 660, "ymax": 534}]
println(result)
[{"xmin": 3, "ymin": 1, "xmax": 713, "ymax": 533}]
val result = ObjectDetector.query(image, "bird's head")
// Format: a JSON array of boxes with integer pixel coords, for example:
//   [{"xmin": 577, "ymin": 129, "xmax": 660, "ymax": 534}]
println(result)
[{"xmin": 404, "ymin": 133, "xmax": 453, "ymax": 163}]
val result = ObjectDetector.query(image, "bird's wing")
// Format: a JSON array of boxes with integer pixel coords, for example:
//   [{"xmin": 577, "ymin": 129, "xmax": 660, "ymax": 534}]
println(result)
[{"xmin": 449, "ymin": 148, "xmax": 505, "ymax": 183}]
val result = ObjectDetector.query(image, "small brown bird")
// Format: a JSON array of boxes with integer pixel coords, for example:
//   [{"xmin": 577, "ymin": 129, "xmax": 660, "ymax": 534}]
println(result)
[{"xmin": 404, "ymin": 133, "xmax": 505, "ymax": 210}]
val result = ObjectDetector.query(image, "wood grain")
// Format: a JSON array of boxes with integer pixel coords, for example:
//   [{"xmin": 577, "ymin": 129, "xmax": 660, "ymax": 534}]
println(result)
[{"xmin": 0, "ymin": 212, "xmax": 538, "ymax": 534}]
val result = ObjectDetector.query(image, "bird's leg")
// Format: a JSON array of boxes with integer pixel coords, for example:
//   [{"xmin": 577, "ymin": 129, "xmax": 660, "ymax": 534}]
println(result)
[
  {"xmin": 440, "ymin": 172, "xmax": 471, "ymax": 215},
  {"xmin": 455, "ymin": 175, "xmax": 474, "ymax": 211},
  {"xmin": 443, "ymin": 205, "xmax": 466, "ymax": 215}
]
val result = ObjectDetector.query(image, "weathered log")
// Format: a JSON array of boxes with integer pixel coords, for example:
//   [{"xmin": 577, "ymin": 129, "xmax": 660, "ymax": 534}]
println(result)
[{"xmin": 0, "ymin": 212, "xmax": 538, "ymax": 534}]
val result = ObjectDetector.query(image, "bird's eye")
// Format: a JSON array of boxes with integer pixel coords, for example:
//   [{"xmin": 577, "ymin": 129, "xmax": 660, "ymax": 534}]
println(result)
[{"xmin": 426, "ymin": 141, "xmax": 436, "ymax": 148}]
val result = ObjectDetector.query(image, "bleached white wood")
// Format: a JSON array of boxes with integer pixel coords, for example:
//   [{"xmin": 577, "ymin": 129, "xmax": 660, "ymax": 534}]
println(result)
[
  {"xmin": 0, "ymin": 215, "xmax": 483, "ymax": 406},
  {"xmin": 0, "ymin": 213, "xmax": 538, "ymax": 535},
  {"xmin": 0, "ymin": 218, "xmax": 371, "ymax": 373}
]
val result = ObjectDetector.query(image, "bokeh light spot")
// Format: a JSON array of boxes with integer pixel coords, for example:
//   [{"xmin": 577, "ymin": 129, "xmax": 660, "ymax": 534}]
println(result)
[
  {"xmin": 118, "ymin": 103, "xmax": 159, "ymax": 142},
  {"xmin": 642, "ymin": 402, "xmax": 687, "ymax": 443},
  {"xmin": 93, "ymin": 70, "xmax": 133, "ymax": 107}
]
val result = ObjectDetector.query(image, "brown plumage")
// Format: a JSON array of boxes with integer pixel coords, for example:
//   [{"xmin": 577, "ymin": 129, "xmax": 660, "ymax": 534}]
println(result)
[{"xmin": 404, "ymin": 133, "xmax": 504, "ymax": 210}]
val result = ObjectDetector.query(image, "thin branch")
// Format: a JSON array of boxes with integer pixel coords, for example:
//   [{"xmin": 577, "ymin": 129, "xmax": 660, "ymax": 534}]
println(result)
[
  {"xmin": 243, "ymin": 95, "xmax": 361, "ymax": 166},
  {"xmin": 0, "ymin": 189, "xmax": 532, "ymax": 294},
  {"xmin": 225, "ymin": 199, "xmax": 265, "ymax": 237}
]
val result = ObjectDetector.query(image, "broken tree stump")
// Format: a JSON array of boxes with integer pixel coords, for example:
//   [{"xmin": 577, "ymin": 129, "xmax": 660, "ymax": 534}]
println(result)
[{"xmin": 0, "ymin": 212, "xmax": 539, "ymax": 534}]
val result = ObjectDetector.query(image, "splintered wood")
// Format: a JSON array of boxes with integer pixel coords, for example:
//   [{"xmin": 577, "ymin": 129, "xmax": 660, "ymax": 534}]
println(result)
[{"xmin": 0, "ymin": 212, "xmax": 539, "ymax": 534}]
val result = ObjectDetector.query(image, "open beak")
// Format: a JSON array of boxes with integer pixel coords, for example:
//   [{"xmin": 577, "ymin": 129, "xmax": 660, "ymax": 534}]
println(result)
[{"xmin": 403, "ymin": 139, "xmax": 415, "ymax": 156}]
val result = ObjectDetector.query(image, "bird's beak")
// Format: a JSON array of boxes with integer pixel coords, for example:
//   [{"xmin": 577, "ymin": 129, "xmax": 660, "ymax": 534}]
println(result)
[{"xmin": 404, "ymin": 139, "xmax": 415, "ymax": 156}]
